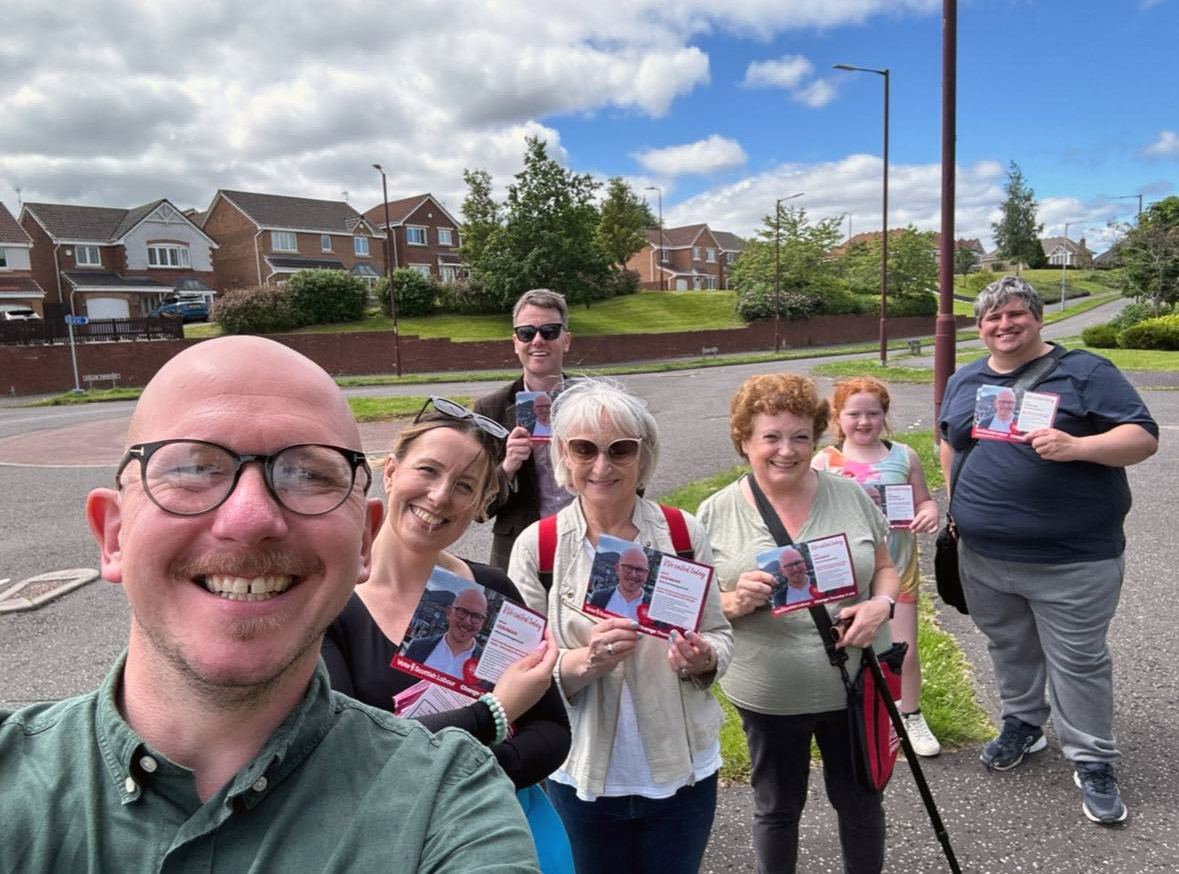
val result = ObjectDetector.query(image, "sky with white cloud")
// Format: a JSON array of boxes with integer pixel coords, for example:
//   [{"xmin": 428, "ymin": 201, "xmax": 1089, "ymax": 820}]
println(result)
[{"xmin": 1, "ymin": 0, "xmax": 1175, "ymax": 252}]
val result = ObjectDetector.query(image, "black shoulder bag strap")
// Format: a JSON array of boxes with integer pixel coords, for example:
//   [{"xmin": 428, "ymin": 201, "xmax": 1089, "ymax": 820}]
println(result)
[
  {"xmin": 948, "ymin": 343, "xmax": 1068, "ymax": 516},
  {"xmin": 744, "ymin": 472, "xmax": 847, "ymax": 671}
]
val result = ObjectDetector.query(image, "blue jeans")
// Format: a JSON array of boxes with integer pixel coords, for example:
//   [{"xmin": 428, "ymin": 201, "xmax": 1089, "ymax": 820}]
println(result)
[
  {"xmin": 546, "ymin": 773, "xmax": 718, "ymax": 874},
  {"xmin": 737, "ymin": 706, "xmax": 884, "ymax": 874}
]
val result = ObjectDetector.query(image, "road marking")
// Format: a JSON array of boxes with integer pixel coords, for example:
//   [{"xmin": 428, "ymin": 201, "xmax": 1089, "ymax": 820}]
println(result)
[{"xmin": 0, "ymin": 461, "xmax": 113, "ymax": 469}]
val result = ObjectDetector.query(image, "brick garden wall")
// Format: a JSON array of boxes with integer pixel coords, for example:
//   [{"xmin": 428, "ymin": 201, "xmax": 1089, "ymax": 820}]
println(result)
[{"xmin": 0, "ymin": 312, "xmax": 973, "ymax": 396}]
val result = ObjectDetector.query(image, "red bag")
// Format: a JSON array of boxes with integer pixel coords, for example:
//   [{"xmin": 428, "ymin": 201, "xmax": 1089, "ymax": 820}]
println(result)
[{"xmin": 847, "ymin": 643, "xmax": 906, "ymax": 792}]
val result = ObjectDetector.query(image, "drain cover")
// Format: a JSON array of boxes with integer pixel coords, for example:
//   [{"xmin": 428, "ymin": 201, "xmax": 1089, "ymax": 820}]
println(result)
[{"xmin": 0, "ymin": 569, "xmax": 100, "ymax": 613}]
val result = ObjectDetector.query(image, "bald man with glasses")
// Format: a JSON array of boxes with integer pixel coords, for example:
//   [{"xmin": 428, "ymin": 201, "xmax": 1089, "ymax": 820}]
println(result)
[{"xmin": 0, "ymin": 336, "xmax": 538, "ymax": 873}]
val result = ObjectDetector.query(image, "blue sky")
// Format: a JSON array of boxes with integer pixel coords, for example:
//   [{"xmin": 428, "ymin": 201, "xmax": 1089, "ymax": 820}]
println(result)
[{"xmin": 1, "ymin": 0, "xmax": 1175, "ymax": 252}]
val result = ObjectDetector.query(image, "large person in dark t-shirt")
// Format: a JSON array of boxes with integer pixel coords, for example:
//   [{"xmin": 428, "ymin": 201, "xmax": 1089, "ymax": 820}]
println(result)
[{"xmin": 939, "ymin": 276, "xmax": 1158, "ymax": 826}]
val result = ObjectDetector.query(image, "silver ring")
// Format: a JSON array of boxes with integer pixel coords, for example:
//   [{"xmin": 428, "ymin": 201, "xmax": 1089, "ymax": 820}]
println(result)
[{"xmin": 606, "ymin": 642, "xmax": 615, "ymax": 656}]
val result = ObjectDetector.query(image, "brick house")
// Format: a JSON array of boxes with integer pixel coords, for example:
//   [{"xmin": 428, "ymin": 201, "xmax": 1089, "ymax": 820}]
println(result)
[
  {"xmin": 712, "ymin": 231, "xmax": 746, "ymax": 288},
  {"xmin": 1041, "ymin": 236, "xmax": 1094, "ymax": 268},
  {"xmin": 626, "ymin": 224, "xmax": 737, "ymax": 290},
  {"xmin": 201, "ymin": 190, "xmax": 383, "ymax": 290},
  {"xmin": 20, "ymin": 199, "xmax": 217, "ymax": 320},
  {"xmin": 361, "ymin": 194, "xmax": 465, "ymax": 281},
  {"xmin": 0, "ymin": 201, "xmax": 46, "ymax": 316}
]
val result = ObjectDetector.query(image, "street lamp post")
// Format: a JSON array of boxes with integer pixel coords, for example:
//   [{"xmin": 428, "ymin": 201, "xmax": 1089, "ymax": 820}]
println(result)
[
  {"xmin": 1115, "ymin": 193, "xmax": 1143, "ymax": 217},
  {"xmin": 644, "ymin": 186, "xmax": 665, "ymax": 291},
  {"xmin": 1059, "ymin": 220, "xmax": 1082, "ymax": 313},
  {"xmin": 372, "ymin": 163, "xmax": 401, "ymax": 377},
  {"xmin": 834, "ymin": 63, "xmax": 890, "ymax": 366},
  {"xmin": 773, "ymin": 192, "xmax": 805, "ymax": 353}
]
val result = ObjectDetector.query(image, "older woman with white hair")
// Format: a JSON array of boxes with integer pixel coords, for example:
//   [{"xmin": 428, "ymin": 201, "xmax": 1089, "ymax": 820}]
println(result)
[{"xmin": 510, "ymin": 378, "xmax": 733, "ymax": 873}]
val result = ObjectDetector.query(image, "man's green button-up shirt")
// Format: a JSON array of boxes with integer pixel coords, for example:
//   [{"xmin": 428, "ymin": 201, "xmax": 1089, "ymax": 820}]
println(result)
[{"xmin": 0, "ymin": 656, "xmax": 538, "ymax": 873}]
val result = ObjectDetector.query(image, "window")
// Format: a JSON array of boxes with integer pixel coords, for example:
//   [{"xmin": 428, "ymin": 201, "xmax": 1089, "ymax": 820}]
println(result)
[
  {"xmin": 407, "ymin": 226, "xmax": 427, "ymax": 246},
  {"xmin": 147, "ymin": 244, "xmax": 191, "ymax": 268},
  {"xmin": 441, "ymin": 264, "xmax": 461, "ymax": 282},
  {"xmin": 353, "ymin": 237, "xmax": 370, "ymax": 257},
  {"xmin": 437, "ymin": 228, "xmax": 454, "ymax": 246},
  {"xmin": 692, "ymin": 247, "xmax": 702, "ymax": 261},
  {"xmin": 0, "ymin": 248, "xmax": 6, "ymax": 269},
  {"xmin": 410, "ymin": 264, "xmax": 432, "ymax": 278},
  {"xmin": 75, "ymin": 245, "xmax": 102, "ymax": 266},
  {"xmin": 321, "ymin": 234, "xmax": 332, "ymax": 252},
  {"xmin": 271, "ymin": 231, "xmax": 297, "ymax": 252},
  {"xmin": 706, "ymin": 276, "xmax": 717, "ymax": 290},
  {"xmin": 706, "ymin": 248, "xmax": 716, "ymax": 262}
]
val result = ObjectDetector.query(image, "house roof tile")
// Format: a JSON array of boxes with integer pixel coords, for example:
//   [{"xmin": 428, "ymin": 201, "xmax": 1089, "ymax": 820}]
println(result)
[
  {"xmin": 0, "ymin": 202, "xmax": 32, "ymax": 245},
  {"xmin": 362, "ymin": 193, "xmax": 461, "ymax": 230},
  {"xmin": 62, "ymin": 270, "xmax": 172, "ymax": 290},
  {"xmin": 712, "ymin": 230, "xmax": 746, "ymax": 252},
  {"xmin": 0, "ymin": 275, "xmax": 44, "ymax": 294},
  {"xmin": 23, "ymin": 198, "xmax": 201, "ymax": 244},
  {"xmin": 218, "ymin": 190, "xmax": 375, "ymax": 235},
  {"xmin": 265, "ymin": 256, "xmax": 347, "ymax": 271}
]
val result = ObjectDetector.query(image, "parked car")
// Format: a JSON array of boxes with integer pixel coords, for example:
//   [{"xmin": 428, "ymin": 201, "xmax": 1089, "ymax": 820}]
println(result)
[
  {"xmin": 1, "ymin": 308, "xmax": 41, "ymax": 321},
  {"xmin": 148, "ymin": 296, "xmax": 209, "ymax": 322}
]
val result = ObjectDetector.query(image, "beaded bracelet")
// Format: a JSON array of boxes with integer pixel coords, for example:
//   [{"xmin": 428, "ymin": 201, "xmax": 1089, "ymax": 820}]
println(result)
[{"xmin": 479, "ymin": 693, "xmax": 509, "ymax": 744}]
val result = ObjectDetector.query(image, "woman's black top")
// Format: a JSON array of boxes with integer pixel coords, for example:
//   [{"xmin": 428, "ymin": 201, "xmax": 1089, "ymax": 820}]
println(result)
[{"xmin": 322, "ymin": 561, "xmax": 571, "ymax": 789}]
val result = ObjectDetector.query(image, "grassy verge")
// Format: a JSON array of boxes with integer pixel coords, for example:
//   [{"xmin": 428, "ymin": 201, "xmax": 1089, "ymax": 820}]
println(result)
[
  {"xmin": 23, "ymin": 387, "xmax": 146, "ymax": 406},
  {"xmin": 657, "ymin": 430, "xmax": 991, "ymax": 782},
  {"xmin": 811, "ymin": 361, "xmax": 935, "ymax": 383},
  {"xmin": 346, "ymin": 395, "xmax": 471, "ymax": 423}
]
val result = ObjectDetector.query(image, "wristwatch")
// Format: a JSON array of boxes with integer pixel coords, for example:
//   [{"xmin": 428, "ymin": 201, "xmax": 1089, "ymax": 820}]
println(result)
[{"xmin": 870, "ymin": 594, "xmax": 896, "ymax": 619}]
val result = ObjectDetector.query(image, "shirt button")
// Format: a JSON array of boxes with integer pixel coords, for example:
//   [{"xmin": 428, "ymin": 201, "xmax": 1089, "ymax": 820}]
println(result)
[
  {"xmin": 124, "ymin": 776, "xmax": 137, "ymax": 794},
  {"xmin": 139, "ymin": 755, "xmax": 158, "ymax": 773},
  {"xmin": 252, "ymin": 776, "xmax": 268, "ymax": 793}
]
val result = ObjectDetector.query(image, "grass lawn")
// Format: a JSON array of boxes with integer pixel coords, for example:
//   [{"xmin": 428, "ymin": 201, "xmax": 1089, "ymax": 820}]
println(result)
[
  {"xmin": 24, "ymin": 387, "xmax": 146, "ymax": 406},
  {"xmin": 656, "ymin": 431, "xmax": 991, "ymax": 782},
  {"xmin": 346, "ymin": 395, "xmax": 471, "ymax": 423},
  {"xmin": 953, "ymin": 269, "xmax": 1123, "ymax": 299}
]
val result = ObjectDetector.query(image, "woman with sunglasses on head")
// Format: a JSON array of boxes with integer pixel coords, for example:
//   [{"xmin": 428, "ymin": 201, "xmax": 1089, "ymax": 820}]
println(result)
[
  {"xmin": 509, "ymin": 378, "xmax": 733, "ymax": 874},
  {"xmin": 321, "ymin": 398, "xmax": 574, "ymax": 872},
  {"xmin": 696, "ymin": 374, "xmax": 898, "ymax": 874}
]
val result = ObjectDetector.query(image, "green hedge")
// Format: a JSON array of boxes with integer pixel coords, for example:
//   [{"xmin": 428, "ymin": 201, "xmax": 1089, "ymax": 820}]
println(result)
[
  {"xmin": 1118, "ymin": 314, "xmax": 1179, "ymax": 350},
  {"xmin": 287, "ymin": 269, "xmax": 368, "ymax": 324},
  {"xmin": 214, "ymin": 285, "xmax": 302, "ymax": 335},
  {"xmin": 1081, "ymin": 323, "xmax": 1120, "ymax": 348},
  {"xmin": 377, "ymin": 269, "xmax": 437, "ymax": 318}
]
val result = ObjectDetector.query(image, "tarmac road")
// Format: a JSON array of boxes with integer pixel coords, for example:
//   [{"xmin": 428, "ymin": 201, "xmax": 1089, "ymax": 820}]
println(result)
[{"xmin": 4, "ymin": 298, "xmax": 1177, "ymax": 871}]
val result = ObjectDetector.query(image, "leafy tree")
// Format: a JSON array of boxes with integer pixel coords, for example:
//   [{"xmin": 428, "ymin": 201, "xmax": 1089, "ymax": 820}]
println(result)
[
  {"xmin": 954, "ymin": 245, "xmax": 978, "ymax": 276},
  {"xmin": 464, "ymin": 137, "xmax": 612, "ymax": 310},
  {"xmin": 842, "ymin": 227, "xmax": 938, "ymax": 299},
  {"xmin": 1121, "ymin": 196, "xmax": 1179, "ymax": 305},
  {"xmin": 991, "ymin": 161, "xmax": 1046, "ymax": 271},
  {"xmin": 458, "ymin": 168, "xmax": 499, "ymax": 269},
  {"xmin": 286, "ymin": 269, "xmax": 367, "ymax": 324},
  {"xmin": 595, "ymin": 177, "xmax": 653, "ymax": 267},
  {"xmin": 377, "ymin": 268, "xmax": 436, "ymax": 317},
  {"xmin": 731, "ymin": 205, "xmax": 844, "ymax": 320}
]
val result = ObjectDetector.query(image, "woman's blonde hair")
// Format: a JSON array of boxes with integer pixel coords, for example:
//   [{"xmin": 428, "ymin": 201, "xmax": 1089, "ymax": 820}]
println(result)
[{"xmin": 388, "ymin": 416, "xmax": 501, "ymax": 520}]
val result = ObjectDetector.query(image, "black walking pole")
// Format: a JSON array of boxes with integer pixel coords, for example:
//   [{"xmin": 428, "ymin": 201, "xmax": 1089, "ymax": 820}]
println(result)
[{"xmin": 863, "ymin": 648, "xmax": 963, "ymax": 874}]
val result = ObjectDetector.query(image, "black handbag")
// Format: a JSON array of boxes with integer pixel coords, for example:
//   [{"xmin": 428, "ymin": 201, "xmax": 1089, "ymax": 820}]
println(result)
[{"xmin": 936, "ymin": 344, "xmax": 1069, "ymax": 614}]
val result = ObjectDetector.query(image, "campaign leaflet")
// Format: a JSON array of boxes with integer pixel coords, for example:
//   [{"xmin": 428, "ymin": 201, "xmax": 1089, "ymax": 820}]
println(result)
[
  {"xmin": 756, "ymin": 533, "xmax": 858, "ymax": 616},
  {"xmin": 582, "ymin": 533, "xmax": 714, "ymax": 639},
  {"xmin": 393, "ymin": 679, "xmax": 478, "ymax": 718},
  {"xmin": 876, "ymin": 483, "xmax": 915, "ymax": 529},
  {"xmin": 392, "ymin": 565, "xmax": 547, "ymax": 698},
  {"xmin": 515, "ymin": 390, "xmax": 553, "ymax": 442},
  {"xmin": 971, "ymin": 384, "xmax": 1059, "ymax": 442}
]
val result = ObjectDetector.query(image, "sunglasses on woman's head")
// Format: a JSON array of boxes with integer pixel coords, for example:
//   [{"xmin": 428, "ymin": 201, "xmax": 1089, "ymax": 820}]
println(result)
[
  {"xmin": 564, "ymin": 437, "xmax": 642, "ymax": 463},
  {"xmin": 513, "ymin": 323, "xmax": 564, "ymax": 342},
  {"xmin": 413, "ymin": 396, "xmax": 509, "ymax": 439}
]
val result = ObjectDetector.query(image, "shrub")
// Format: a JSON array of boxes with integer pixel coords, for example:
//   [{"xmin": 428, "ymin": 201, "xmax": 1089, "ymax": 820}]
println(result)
[
  {"xmin": 1039, "ymin": 284, "xmax": 1089, "ymax": 305},
  {"xmin": 1118, "ymin": 314, "xmax": 1179, "ymax": 350},
  {"xmin": 286, "ymin": 269, "xmax": 368, "ymax": 325},
  {"xmin": 820, "ymin": 285, "xmax": 868, "ymax": 315},
  {"xmin": 963, "ymin": 270, "xmax": 997, "ymax": 297},
  {"xmin": 736, "ymin": 283, "xmax": 824, "ymax": 321},
  {"xmin": 377, "ymin": 268, "xmax": 437, "ymax": 318},
  {"xmin": 436, "ymin": 277, "xmax": 503, "ymax": 315},
  {"xmin": 1108, "ymin": 300, "xmax": 1172, "ymax": 330},
  {"xmin": 1081, "ymin": 323, "xmax": 1120, "ymax": 348},
  {"xmin": 886, "ymin": 294, "xmax": 937, "ymax": 317},
  {"xmin": 214, "ymin": 285, "xmax": 303, "ymax": 335},
  {"xmin": 606, "ymin": 266, "xmax": 641, "ymax": 298}
]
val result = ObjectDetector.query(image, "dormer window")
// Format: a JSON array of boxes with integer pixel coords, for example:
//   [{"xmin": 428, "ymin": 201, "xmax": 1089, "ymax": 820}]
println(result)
[
  {"xmin": 76, "ymin": 245, "xmax": 102, "ymax": 267},
  {"xmin": 147, "ymin": 243, "xmax": 190, "ymax": 268}
]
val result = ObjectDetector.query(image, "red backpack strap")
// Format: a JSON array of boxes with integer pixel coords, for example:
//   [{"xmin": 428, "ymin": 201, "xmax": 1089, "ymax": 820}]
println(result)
[
  {"xmin": 659, "ymin": 505, "xmax": 694, "ymax": 560},
  {"xmin": 537, "ymin": 514, "xmax": 558, "ymax": 592}
]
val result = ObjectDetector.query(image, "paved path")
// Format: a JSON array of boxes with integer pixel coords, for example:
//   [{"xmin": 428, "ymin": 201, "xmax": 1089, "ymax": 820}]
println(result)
[{"xmin": 4, "ymin": 298, "xmax": 1177, "ymax": 871}]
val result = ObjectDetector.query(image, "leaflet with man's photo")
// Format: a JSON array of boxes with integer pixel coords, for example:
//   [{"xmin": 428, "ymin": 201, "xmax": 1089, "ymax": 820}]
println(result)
[
  {"xmin": 582, "ymin": 533, "xmax": 714, "ymax": 639},
  {"xmin": 881, "ymin": 484, "xmax": 915, "ymax": 529},
  {"xmin": 515, "ymin": 390, "xmax": 553, "ymax": 442},
  {"xmin": 756, "ymin": 533, "xmax": 858, "ymax": 616},
  {"xmin": 972, "ymin": 384, "xmax": 1058, "ymax": 442},
  {"xmin": 392, "ymin": 679, "xmax": 478, "ymax": 719},
  {"xmin": 392, "ymin": 565, "xmax": 547, "ymax": 697}
]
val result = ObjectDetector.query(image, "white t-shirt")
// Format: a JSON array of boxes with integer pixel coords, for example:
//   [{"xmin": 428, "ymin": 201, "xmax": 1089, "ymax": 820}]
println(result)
[{"xmin": 422, "ymin": 637, "xmax": 477, "ymax": 677}]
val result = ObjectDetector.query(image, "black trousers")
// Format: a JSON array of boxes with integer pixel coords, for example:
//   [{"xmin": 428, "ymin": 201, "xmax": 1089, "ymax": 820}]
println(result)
[{"xmin": 736, "ymin": 705, "xmax": 884, "ymax": 874}]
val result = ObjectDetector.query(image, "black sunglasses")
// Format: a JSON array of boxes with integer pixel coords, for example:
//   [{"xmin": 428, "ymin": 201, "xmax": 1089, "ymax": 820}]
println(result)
[
  {"xmin": 413, "ymin": 396, "xmax": 509, "ymax": 439},
  {"xmin": 513, "ymin": 323, "xmax": 565, "ymax": 342}
]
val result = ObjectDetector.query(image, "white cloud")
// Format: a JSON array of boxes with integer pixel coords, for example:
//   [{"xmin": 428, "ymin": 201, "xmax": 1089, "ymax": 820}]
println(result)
[
  {"xmin": 1142, "ymin": 130, "xmax": 1179, "ymax": 158},
  {"xmin": 742, "ymin": 54, "xmax": 840, "ymax": 108},
  {"xmin": 663, "ymin": 156, "xmax": 1006, "ymax": 247},
  {"xmin": 634, "ymin": 136, "xmax": 748, "ymax": 177}
]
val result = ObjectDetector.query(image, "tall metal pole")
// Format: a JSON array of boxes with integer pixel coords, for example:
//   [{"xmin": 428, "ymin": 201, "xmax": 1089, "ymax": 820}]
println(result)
[
  {"xmin": 772, "ymin": 192, "xmax": 805, "ymax": 353},
  {"xmin": 1059, "ymin": 220, "xmax": 1076, "ymax": 313},
  {"xmin": 373, "ymin": 163, "xmax": 401, "ymax": 377},
  {"xmin": 1116, "ymin": 193, "xmax": 1143, "ymax": 217},
  {"xmin": 934, "ymin": 0, "xmax": 958, "ymax": 426},
  {"xmin": 834, "ymin": 63, "xmax": 890, "ymax": 366},
  {"xmin": 645, "ymin": 186, "xmax": 665, "ymax": 291}
]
